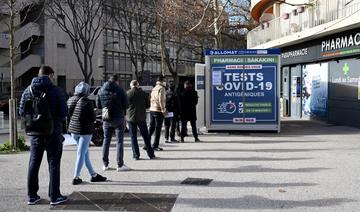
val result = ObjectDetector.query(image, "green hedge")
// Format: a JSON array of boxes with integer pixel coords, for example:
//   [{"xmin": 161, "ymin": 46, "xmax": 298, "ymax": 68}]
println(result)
[{"xmin": 0, "ymin": 135, "xmax": 29, "ymax": 153}]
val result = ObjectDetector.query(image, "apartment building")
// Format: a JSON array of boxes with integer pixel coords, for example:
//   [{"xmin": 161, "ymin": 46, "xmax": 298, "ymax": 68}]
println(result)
[
  {"xmin": 248, "ymin": 0, "xmax": 360, "ymax": 127},
  {"xmin": 0, "ymin": 1, "xmax": 201, "ymax": 95}
]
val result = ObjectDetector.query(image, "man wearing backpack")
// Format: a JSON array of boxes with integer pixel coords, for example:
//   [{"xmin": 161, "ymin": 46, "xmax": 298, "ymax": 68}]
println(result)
[
  {"xmin": 18, "ymin": 66, "xmax": 68, "ymax": 205},
  {"xmin": 96, "ymin": 75, "xmax": 130, "ymax": 171}
]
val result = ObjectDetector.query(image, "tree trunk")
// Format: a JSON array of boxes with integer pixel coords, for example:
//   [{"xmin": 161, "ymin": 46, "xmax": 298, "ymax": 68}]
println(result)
[
  {"xmin": 212, "ymin": 0, "xmax": 222, "ymax": 49},
  {"xmin": 9, "ymin": 0, "xmax": 17, "ymax": 150},
  {"xmin": 160, "ymin": 21, "xmax": 166, "ymax": 77}
]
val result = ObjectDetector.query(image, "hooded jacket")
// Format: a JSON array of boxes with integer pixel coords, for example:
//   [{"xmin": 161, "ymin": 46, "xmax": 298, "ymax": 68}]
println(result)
[
  {"xmin": 67, "ymin": 82, "xmax": 95, "ymax": 135},
  {"xmin": 96, "ymin": 81, "xmax": 127, "ymax": 121},
  {"xmin": 149, "ymin": 81, "xmax": 166, "ymax": 113},
  {"xmin": 18, "ymin": 76, "xmax": 68, "ymax": 135}
]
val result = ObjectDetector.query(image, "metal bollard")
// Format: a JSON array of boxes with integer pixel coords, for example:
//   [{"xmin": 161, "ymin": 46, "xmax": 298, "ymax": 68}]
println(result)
[{"xmin": 0, "ymin": 111, "xmax": 3, "ymax": 129}]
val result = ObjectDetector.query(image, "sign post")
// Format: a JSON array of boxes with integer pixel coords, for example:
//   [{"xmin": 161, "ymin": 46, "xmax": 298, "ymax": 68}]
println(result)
[{"xmin": 205, "ymin": 49, "xmax": 281, "ymax": 132}]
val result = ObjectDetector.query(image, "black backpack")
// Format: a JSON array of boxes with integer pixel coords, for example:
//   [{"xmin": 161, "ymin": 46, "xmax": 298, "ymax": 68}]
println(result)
[{"xmin": 22, "ymin": 86, "xmax": 54, "ymax": 135}]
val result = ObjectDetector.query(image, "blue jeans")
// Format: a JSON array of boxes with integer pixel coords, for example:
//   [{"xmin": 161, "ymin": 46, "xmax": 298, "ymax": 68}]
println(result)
[
  {"xmin": 102, "ymin": 118, "xmax": 125, "ymax": 167},
  {"xmin": 128, "ymin": 121, "xmax": 155, "ymax": 159},
  {"xmin": 164, "ymin": 115, "xmax": 177, "ymax": 141},
  {"xmin": 149, "ymin": 111, "xmax": 164, "ymax": 148},
  {"xmin": 72, "ymin": 134, "xmax": 96, "ymax": 178},
  {"xmin": 28, "ymin": 134, "xmax": 63, "ymax": 201}
]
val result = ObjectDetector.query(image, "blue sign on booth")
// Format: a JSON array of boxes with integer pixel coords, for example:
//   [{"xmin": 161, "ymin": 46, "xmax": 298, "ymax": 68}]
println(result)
[{"xmin": 205, "ymin": 49, "xmax": 280, "ymax": 131}]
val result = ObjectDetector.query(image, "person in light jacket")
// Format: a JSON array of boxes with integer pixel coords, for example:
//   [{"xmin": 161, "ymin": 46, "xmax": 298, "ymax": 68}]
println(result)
[{"xmin": 148, "ymin": 75, "xmax": 167, "ymax": 151}]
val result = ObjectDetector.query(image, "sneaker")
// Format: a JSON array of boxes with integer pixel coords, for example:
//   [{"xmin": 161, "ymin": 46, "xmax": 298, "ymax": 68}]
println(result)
[
  {"xmin": 103, "ymin": 165, "xmax": 109, "ymax": 171},
  {"xmin": 180, "ymin": 138, "xmax": 185, "ymax": 143},
  {"xmin": 27, "ymin": 195, "xmax": 41, "ymax": 205},
  {"xmin": 72, "ymin": 177, "xmax": 82, "ymax": 185},
  {"xmin": 165, "ymin": 140, "xmax": 171, "ymax": 143},
  {"xmin": 50, "ymin": 195, "xmax": 68, "ymax": 205},
  {"xmin": 133, "ymin": 157, "xmax": 140, "ymax": 160},
  {"xmin": 117, "ymin": 164, "xmax": 131, "ymax": 171},
  {"xmin": 195, "ymin": 138, "xmax": 201, "ymax": 142},
  {"xmin": 171, "ymin": 139, "xmax": 178, "ymax": 143},
  {"xmin": 153, "ymin": 147, "xmax": 163, "ymax": 151},
  {"xmin": 149, "ymin": 156, "xmax": 158, "ymax": 159},
  {"xmin": 91, "ymin": 174, "xmax": 107, "ymax": 182}
]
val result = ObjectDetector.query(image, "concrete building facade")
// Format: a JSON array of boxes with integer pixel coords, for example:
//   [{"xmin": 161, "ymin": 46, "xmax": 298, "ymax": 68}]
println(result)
[
  {"xmin": 248, "ymin": 0, "xmax": 360, "ymax": 127},
  {"xmin": 0, "ymin": 1, "xmax": 201, "ymax": 95}
]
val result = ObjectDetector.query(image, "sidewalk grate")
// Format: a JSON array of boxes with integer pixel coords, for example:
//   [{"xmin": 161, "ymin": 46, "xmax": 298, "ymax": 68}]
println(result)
[
  {"xmin": 181, "ymin": 177, "xmax": 213, "ymax": 186},
  {"xmin": 51, "ymin": 191, "xmax": 178, "ymax": 211}
]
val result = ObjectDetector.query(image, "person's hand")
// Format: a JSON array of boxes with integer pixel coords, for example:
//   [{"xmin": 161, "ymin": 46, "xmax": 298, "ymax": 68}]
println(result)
[{"xmin": 162, "ymin": 111, "xmax": 168, "ymax": 117}]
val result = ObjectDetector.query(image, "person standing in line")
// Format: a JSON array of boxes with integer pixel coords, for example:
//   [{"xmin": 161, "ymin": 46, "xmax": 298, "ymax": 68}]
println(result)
[
  {"xmin": 148, "ymin": 76, "xmax": 167, "ymax": 151},
  {"xmin": 19, "ymin": 66, "xmax": 68, "ymax": 205},
  {"xmin": 179, "ymin": 81, "xmax": 200, "ymax": 142},
  {"xmin": 67, "ymin": 82, "xmax": 107, "ymax": 185},
  {"xmin": 126, "ymin": 80, "xmax": 156, "ymax": 160},
  {"xmin": 96, "ymin": 75, "xmax": 130, "ymax": 171},
  {"xmin": 164, "ymin": 82, "xmax": 178, "ymax": 143}
]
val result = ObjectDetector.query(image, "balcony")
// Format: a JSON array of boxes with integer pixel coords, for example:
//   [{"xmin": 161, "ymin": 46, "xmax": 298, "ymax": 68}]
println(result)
[
  {"xmin": 248, "ymin": 2, "xmax": 360, "ymax": 48},
  {"xmin": 0, "ymin": 54, "xmax": 42, "ymax": 82},
  {"xmin": 0, "ymin": 22, "xmax": 42, "ymax": 49}
]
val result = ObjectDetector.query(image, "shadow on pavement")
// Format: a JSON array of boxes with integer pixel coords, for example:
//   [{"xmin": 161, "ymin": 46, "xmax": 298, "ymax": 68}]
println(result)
[
  {"xmin": 156, "ymin": 156, "xmax": 313, "ymax": 161},
  {"xmin": 130, "ymin": 165, "xmax": 330, "ymax": 173},
  {"xmin": 177, "ymin": 195, "xmax": 355, "ymax": 209},
  {"xmin": 164, "ymin": 148, "xmax": 330, "ymax": 153},
  {"xmin": 92, "ymin": 180, "xmax": 318, "ymax": 188}
]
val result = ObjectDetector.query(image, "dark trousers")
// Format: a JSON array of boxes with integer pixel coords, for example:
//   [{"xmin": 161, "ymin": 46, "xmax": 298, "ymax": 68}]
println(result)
[
  {"xmin": 164, "ymin": 115, "xmax": 177, "ymax": 141},
  {"xmin": 181, "ymin": 119, "xmax": 198, "ymax": 139},
  {"xmin": 102, "ymin": 119, "xmax": 125, "ymax": 167},
  {"xmin": 149, "ymin": 111, "xmax": 164, "ymax": 148},
  {"xmin": 28, "ymin": 134, "xmax": 63, "ymax": 201},
  {"xmin": 128, "ymin": 121, "xmax": 155, "ymax": 158}
]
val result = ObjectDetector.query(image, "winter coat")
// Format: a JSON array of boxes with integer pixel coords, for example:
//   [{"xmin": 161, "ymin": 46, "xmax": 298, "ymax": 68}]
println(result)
[
  {"xmin": 67, "ymin": 95, "xmax": 95, "ymax": 135},
  {"xmin": 178, "ymin": 88, "xmax": 198, "ymax": 121},
  {"xmin": 18, "ymin": 76, "xmax": 68, "ymax": 135},
  {"xmin": 126, "ymin": 87, "xmax": 150, "ymax": 123},
  {"xmin": 165, "ymin": 89, "xmax": 178, "ymax": 113},
  {"xmin": 149, "ymin": 81, "xmax": 166, "ymax": 113},
  {"xmin": 96, "ymin": 81, "xmax": 127, "ymax": 121}
]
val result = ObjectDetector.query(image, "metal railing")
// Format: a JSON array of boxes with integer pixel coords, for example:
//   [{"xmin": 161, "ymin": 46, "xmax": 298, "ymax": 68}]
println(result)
[
  {"xmin": 0, "ymin": 22, "xmax": 42, "ymax": 49},
  {"xmin": 248, "ymin": 2, "xmax": 360, "ymax": 48}
]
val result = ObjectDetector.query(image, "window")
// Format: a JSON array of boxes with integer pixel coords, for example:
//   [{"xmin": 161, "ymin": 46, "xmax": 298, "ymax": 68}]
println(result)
[{"xmin": 57, "ymin": 43, "xmax": 66, "ymax": 48}]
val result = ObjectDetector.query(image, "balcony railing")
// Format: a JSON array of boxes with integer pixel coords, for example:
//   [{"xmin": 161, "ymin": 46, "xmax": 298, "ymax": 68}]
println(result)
[
  {"xmin": 0, "ymin": 22, "xmax": 42, "ymax": 49},
  {"xmin": 0, "ymin": 54, "xmax": 42, "ymax": 81},
  {"xmin": 248, "ymin": 2, "xmax": 360, "ymax": 48}
]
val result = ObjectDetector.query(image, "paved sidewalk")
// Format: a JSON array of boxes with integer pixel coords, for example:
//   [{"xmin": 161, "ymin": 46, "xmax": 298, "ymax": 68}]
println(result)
[{"xmin": 1, "ymin": 120, "xmax": 360, "ymax": 211}]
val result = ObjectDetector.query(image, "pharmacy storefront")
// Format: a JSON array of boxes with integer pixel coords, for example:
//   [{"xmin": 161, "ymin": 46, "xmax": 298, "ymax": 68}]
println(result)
[{"xmin": 281, "ymin": 27, "xmax": 360, "ymax": 127}]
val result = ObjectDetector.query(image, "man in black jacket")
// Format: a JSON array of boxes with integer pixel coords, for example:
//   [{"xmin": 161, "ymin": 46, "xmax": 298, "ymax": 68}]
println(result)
[
  {"xmin": 178, "ymin": 81, "xmax": 200, "ymax": 142},
  {"xmin": 126, "ymin": 80, "xmax": 156, "ymax": 160},
  {"xmin": 19, "ymin": 66, "xmax": 68, "ymax": 205},
  {"xmin": 164, "ymin": 82, "xmax": 178, "ymax": 143},
  {"xmin": 96, "ymin": 75, "xmax": 130, "ymax": 171}
]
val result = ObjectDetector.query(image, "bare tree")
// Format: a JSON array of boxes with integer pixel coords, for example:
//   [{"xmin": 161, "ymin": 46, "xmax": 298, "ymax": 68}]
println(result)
[
  {"xmin": 45, "ymin": 0, "xmax": 108, "ymax": 83},
  {"xmin": 0, "ymin": 0, "xmax": 43, "ymax": 150},
  {"xmin": 110, "ymin": 0, "xmax": 157, "ymax": 83},
  {"xmin": 154, "ymin": 0, "xmax": 213, "ymax": 83}
]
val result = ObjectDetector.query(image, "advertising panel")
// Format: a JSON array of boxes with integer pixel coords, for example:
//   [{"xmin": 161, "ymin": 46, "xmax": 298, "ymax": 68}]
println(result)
[{"xmin": 205, "ymin": 49, "xmax": 280, "ymax": 131}]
